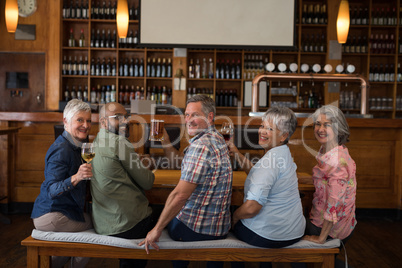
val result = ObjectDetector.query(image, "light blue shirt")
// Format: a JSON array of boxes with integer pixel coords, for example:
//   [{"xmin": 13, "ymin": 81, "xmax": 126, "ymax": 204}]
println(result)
[{"xmin": 241, "ymin": 144, "xmax": 306, "ymax": 241}]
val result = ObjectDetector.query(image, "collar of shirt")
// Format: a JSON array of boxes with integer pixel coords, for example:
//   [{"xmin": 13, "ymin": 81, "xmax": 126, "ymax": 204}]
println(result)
[
  {"xmin": 189, "ymin": 125, "xmax": 216, "ymax": 143},
  {"xmin": 62, "ymin": 130, "xmax": 83, "ymax": 151}
]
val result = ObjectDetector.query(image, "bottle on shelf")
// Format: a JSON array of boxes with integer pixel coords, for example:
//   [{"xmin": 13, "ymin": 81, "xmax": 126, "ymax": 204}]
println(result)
[
  {"xmin": 139, "ymin": 58, "xmax": 144, "ymax": 77},
  {"xmin": 189, "ymin": 59, "xmax": 195, "ymax": 78},
  {"xmin": 161, "ymin": 58, "xmax": 166, "ymax": 78},
  {"xmin": 70, "ymin": 85, "xmax": 77, "ymax": 99},
  {"xmin": 78, "ymin": 29, "xmax": 85, "ymax": 47},
  {"xmin": 70, "ymin": 0, "xmax": 76, "ymax": 19},
  {"xmin": 68, "ymin": 28, "xmax": 75, "ymax": 47},
  {"xmin": 64, "ymin": 85, "xmax": 70, "ymax": 101},
  {"xmin": 195, "ymin": 59, "xmax": 201, "ymax": 78},
  {"xmin": 208, "ymin": 58, "xmax": 214, "ymax": 79},
  {"xmin": 167, "ymin": 58, "xmax": 172, "ymax": 77}
]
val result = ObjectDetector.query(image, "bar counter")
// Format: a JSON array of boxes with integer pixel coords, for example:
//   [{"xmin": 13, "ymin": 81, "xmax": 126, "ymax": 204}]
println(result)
[
  {"xmin": 148, "ymin": 170, "xmax": 314, "ymax": 209},
  {"xmin": 0, "ymin": 112, "xmax": 401, "ymax": 211}
]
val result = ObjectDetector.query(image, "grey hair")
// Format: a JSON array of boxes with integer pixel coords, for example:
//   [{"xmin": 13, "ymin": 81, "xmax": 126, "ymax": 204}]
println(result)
[
  {"xmin": 63, "ymin": 99, "xmax": 91, "ymax": 124},
  {"xmin": 262, "ymin": 107, "xmax": 297, "ymax": 144},
  {"xmin": 186, "ymin": 95, "xmax": 216, "ymax": 120},
  {"xmin": 312, "ymin": 105, "xmax": 350, "ymax": 145}
]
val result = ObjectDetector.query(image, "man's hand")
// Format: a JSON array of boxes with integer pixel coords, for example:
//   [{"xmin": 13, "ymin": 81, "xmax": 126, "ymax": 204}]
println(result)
[
  {"xmin": 138, "ymin": 228, "xmax": 163, "ymax": 254},
  {"xmin": 302, "ymin": 235, "xmax": 325, "ymax": 244}
]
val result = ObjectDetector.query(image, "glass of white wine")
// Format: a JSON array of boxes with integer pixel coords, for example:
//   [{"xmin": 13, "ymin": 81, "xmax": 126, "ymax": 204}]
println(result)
[{"xmin": 81, "ymin": 143, "xmax": 95, "ymax": 180}]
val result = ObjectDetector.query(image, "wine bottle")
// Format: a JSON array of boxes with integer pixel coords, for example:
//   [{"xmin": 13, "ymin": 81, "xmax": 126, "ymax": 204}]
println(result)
[
  {"xmin": 79, "ymin": 29, "xmax": 85, "ymax": 47},
  {"xmin": 68, "ymin": 28, "xmax": 75, "ymax": 47}
]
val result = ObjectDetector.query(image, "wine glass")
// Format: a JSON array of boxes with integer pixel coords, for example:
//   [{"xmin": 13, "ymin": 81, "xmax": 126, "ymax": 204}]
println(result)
[
  {"xmin": 220, "ymin": 123, "xmax": 234, "ymax": 142},
  {"xmin": 81, "ymin": 143, "xmax": 95, "ymax": 180}
]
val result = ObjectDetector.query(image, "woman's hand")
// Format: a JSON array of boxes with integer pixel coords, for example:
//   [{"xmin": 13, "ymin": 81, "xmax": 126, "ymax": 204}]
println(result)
[
  {"xmin": 226, "ymin": 141, "xmax": 239, "ymax": 157},
  {"xmin": 71, "ymin": 163, "xmax": 92, "ymax": 186}
]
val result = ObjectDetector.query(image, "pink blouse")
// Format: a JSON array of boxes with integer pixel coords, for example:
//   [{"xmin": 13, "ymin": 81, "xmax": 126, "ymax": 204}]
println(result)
[{"xmin": 310, "ymin": 145, "xmax": 357, "ymax": 240}]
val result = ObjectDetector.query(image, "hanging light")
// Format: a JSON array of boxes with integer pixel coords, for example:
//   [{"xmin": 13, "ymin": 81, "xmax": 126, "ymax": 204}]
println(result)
[
  {"xmin": 5, "ymin": 0, "xmax": 19, "ymax": 33},
  {"xmin": 116, "ymin": 0, "xmax": 129, "ymax": 38},
  {"xmin": 337, "ymin": 0, "xmax": 350, "ymax": 44}
]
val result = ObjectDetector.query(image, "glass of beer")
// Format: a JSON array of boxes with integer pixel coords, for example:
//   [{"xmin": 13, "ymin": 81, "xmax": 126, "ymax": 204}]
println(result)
[
  {"xmin": 149, "ymin": 119, "xmax": 164, "ymax": 141},
  {"xmin": 81, "ymin": 143, "xmax": 95, "ymax": 180}
]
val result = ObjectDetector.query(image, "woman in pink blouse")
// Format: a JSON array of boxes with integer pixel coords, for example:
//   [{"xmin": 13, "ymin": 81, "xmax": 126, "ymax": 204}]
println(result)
[{"xmin": 303, "ymin": 105, "xmax": 357, "ymax": 245}]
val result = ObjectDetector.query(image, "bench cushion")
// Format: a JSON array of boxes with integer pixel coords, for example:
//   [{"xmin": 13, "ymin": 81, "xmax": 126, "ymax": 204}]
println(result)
[{"xmin": 31, "ymin": 229, "xmax": 340, "ymax": 250}]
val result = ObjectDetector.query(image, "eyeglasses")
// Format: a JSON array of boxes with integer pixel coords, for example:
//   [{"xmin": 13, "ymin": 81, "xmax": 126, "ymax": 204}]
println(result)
[{"xmin": 108, "ymin": 114, "xmax": 130, "ymax": 122}]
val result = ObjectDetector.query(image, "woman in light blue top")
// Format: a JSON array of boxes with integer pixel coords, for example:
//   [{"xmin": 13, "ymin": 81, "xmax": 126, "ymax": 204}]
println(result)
[{"xmin": 228, "ymin": 107, "xmax": 305, "ymax": 250}]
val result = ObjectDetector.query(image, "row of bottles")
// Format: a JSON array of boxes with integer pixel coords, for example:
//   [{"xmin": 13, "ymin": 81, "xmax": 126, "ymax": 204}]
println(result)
[
  {"xmin": 343, "ymin": 35, "xmax": 368, "ymax": 54},
  {"xmin": 63, "ymin": 0, "xmax": 89, "ymax": 19},
  {"xmin": 118, "ymin": 58, "xmax": 144, "ymax": 77},
  {"xmin": 216, "ymin": 89, "xmax": 239, "ymax": 107},
  {"xmin": 187, "ymin": 87, "xmax": 214, "ymax": 100},
  {"xmin": 63, "ymin": 56, "xmax": 89, "ymax": 76},
  {"xmin": 369, "ymin": 96, "xmax": 394, "ymax": 110},
  {"xmin": 63, "ymin": 0, "xmax": 140, "ymax": 20},
  {"xmin": 368, "ymin": 63, "xmax": 396, "ymax": 82},
  {"xmin": 118, "ymin": 30, "xmax": 139, "ymax": 48},
  {"xmin": 369, "ymin": 34, "xmax": 396, "ymax": 54},
  {"xmin": 145, "ymin": 58, "xmax": 172, "ymax": 78},
  {"xmin": 298, "ymin": 90, "xmax": 323, "ymax": 109},
  {"xmin": 119, "ymin": 85, "xmax": 172, "ymax": 105},
  {"xmin": 301, "ymin": 4, "xmax": 327, "ymax": 24},
  {"xmin": 301, "ymin": 34, "xmax": 326, "ymax": 53},
  {"xmin": 216, "ymin": 59, "xmax": 241, "ymax": 80},
  {"xmin": 350, "ymin": 6, "xmax": 369, "ymax": 25},
  {"xmin": 64, "ymin": 85, "xmax": 89, "ymax": 101},
  {"xmin": 371, "ymin": 7, "xmax": 398, "ymax": 26},
  {"xmin": 90, "ymin": 29, "xmax": 116, "ymax": 48},
  {"xmin": 243, "ymin": 55, "xmax": 267, "ymax": 80},
  {"xmin": 91, "ymin": 1, "xmax": 118, "ymax": 20},
  {"xmin": 188, "ymin": 58, "xmax": 214, "ymax": 79},
  {"xmin": 91, "ymin": 57, "xmax": 117, "ymax": 76},
  {"xmin": 68, "ymin": 29, "xmax": 86, "ymax": 47},
  {"xmin": 90, "ymin": 84, "xmax": 116, "ymax": 104},
  {"xmin": 340, "ymin": 91, "xmax": 361, "ymax": 110}
]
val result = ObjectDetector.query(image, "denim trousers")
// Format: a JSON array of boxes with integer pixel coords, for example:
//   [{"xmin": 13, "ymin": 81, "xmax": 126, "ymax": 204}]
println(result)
[
  {"xmin": 167, "ymin": 217, "xmax": 227, "ymax": 268},
  {"xmin": 231, "ymin": 220, "xmax": 302, "ymax": 268}
]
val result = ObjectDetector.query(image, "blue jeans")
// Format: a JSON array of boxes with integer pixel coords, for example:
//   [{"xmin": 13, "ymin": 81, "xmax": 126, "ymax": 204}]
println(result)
[
  {"xmin": 232, "ymin": 221, "xmax": 302, "ymax": 268},
  {"xmin": 167, "ymin": 218, "xmax": 227, "ymax": 268}
]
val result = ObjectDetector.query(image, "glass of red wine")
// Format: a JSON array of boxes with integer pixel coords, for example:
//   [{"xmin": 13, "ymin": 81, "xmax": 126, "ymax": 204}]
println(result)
[{"xmin": 220, "ymin": 123, "xmax": 234, "ymax": 141}]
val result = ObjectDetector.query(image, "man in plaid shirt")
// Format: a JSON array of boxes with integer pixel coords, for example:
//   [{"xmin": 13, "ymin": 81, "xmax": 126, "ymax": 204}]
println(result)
[{"xmin": 140, "ymin": 95, "xmax": 233, "ymax": 268}]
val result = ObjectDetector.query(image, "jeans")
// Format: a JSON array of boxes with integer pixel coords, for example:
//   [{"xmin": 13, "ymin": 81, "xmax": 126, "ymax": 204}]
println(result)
[
  {"xmin": 111, "ymin": 215, "xmax": 154, "ymax": 268},
  {"xmin": 167, "ymin": 218, "xmax": 227, "ymax": 268},
  {"xmin": 231, "ymin": 220, "xmax": 302, "ymax": 268}
]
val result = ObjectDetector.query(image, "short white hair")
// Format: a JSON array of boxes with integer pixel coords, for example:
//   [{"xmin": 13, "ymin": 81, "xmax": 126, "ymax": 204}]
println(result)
[
  {"xmin": 262, "ymin": 107, "xmax": 297, "ymax": 144},
  {"xmin": 63, "ymin": 99, "xmax": 91, "ymax": 123}
]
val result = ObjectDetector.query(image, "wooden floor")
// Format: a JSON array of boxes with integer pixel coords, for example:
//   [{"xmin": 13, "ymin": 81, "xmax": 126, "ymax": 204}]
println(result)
[{"xmin": 0, "ymin": 213, "xmax": 401, "ymax": 268}]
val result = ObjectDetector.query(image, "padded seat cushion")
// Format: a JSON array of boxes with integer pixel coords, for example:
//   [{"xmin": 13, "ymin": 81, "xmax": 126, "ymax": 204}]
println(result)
[{"xmin": 31, "ymin": 229, "xmax": 340, "ymax": 250}]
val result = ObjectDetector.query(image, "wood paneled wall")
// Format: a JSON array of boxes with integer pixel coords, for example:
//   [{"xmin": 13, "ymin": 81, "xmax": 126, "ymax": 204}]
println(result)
[{"xmin": 0, "ymin": 0, "xmax": 61, "ymax": 110}]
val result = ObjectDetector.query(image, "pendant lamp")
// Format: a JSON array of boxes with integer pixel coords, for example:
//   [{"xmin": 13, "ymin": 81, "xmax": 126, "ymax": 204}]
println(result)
[
  {"xmin": 337, "ymin": 0, "xmax": 350, "ymax": 44},
  {"xmin": 5, "ymin": 0, "xmax": 19, "ymax": 33},
  {"xmin": 117, "ymin": 0, "xmax": 129, "ymax": 38}
]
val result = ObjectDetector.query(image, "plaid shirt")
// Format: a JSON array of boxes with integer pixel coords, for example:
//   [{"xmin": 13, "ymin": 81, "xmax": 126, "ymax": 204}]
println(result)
[{"xmin": 176, "ymin": 126, "xmax": 233, "ymax": 236}]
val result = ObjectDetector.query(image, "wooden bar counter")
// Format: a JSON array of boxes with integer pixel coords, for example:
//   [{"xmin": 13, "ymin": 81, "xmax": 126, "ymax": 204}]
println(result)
[
  {"xmin": 0, "ymin": 112, "xmax": 401, "ymax": 211},
  {"xmin": 147, "ymin": 170, "xmax": 314, "ymax": 209}
]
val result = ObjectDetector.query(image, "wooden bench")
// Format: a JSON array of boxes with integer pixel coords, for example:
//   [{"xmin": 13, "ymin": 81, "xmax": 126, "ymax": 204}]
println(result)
[{"xmin": 22, "ymin": 236, "xmax": 339, "ymax": 268}]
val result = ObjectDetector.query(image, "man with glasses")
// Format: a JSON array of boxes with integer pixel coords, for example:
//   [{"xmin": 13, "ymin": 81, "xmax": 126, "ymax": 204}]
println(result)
[{"xmin": 91, "ymin": 102, "xmax": 155, "ymax": 268}]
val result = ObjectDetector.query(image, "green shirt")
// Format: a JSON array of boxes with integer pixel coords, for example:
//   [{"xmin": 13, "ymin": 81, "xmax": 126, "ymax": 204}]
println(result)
[{"xmin": 91, "ymin": 129, "xmax": 154, "ymax": 235}]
